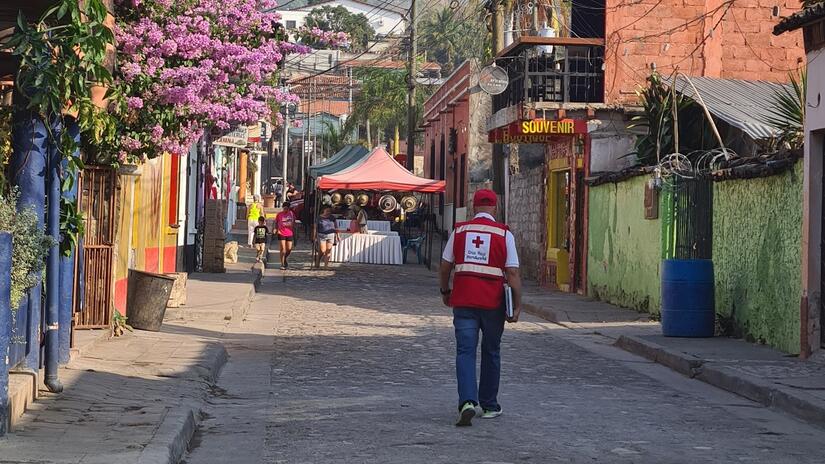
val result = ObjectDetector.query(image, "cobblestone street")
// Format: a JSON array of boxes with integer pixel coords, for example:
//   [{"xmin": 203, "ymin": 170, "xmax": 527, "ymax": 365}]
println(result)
[{"xmin": 184, "ymin": 248, "xmax": 825, "ymax": 464}]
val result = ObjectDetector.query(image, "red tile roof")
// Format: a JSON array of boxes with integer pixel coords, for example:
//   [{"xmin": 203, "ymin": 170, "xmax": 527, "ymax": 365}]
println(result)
[{"xmin": 298, "ymin": 100, "xmax": 351, "ymax": 117}]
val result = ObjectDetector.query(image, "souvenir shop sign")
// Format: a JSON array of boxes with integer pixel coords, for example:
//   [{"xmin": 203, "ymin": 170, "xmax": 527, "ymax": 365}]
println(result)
[{"xmin": 488, "ymin": 119, "xmax": 588, "ymax": 144}]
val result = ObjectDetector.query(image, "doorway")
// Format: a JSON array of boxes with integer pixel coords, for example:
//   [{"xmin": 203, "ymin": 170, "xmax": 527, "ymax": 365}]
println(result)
[
  {"xmin": 546, "ymin": 168, "xmax": 571, "ymax": 290},
  {"xmin": 75, "ymin": 166, "xmax": 117, "ymax": 328}
]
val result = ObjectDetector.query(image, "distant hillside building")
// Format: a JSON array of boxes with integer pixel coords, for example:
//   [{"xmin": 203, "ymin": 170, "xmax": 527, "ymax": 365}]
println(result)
[{"xmin": 279, "ymin": 0, "xmax": 409, "ymax": 36}]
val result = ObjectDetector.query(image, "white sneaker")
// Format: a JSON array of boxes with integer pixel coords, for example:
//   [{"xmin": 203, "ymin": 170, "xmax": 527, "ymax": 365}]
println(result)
[{"xmin": 480, "ymin": 407, "xmax": 502, "ymax": 419}]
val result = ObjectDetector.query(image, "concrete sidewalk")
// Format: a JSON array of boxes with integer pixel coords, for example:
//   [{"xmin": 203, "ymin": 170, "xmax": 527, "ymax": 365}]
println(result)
[
  {"xmin": 0, "ymin": 248, "xmax": 262, "ymax": 464},
  {"xmin": 521, "ymin": 285, "xmax": 825, "ymax": 429}
]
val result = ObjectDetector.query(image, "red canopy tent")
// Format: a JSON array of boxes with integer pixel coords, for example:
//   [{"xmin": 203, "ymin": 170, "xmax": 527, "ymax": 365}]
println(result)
[{"xmin": 317, "ymin": 147, "xmax": 446, "ymax": 192}]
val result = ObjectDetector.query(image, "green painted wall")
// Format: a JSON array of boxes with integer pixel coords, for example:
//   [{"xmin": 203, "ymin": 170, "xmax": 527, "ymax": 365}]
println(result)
[
  {"xmin": 588, "ymin": 176, "xmax": 662, "ymax": 313},
  {"xmin": 713, "ymin": 162, "xmax": 803, "ymax": 354}
]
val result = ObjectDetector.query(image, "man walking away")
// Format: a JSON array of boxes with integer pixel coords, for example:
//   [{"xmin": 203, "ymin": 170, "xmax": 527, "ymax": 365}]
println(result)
[
  {"xmin": 253, "ymin": 216, "xmax": 269, "ymax": 263},
  {"xmin": 438, "ymin": 189, "xmax": 522, "ymax": 427}
]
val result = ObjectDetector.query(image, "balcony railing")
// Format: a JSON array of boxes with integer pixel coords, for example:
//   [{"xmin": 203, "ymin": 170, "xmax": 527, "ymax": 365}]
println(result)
[{"xmin": 492, "ymin": 37, "xmax": 605, "ymax": 112}]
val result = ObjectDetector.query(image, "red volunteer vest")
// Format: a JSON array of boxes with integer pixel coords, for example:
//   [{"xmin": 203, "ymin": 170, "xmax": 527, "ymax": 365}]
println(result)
[{"xmin": 449, "ymin": 216, "xmax": 508, "ymax": 310}]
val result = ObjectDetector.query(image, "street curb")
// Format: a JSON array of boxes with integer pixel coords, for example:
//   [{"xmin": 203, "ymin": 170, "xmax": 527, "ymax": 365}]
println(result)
[
  {"xmin": 522, "ymin": 301, "xmax": 559, "ymax": 322},
  {"xmin": 137, "ymin": 405, "xmax": 197, "ymax": 464},
  {"xmin": 137, "ymin": 343, "xmax": 229, "ymax": 464},
  {"xmin": 614, "ymin": 335, "xmax": 703, "ymax": 377},
  {"xmin": 615, "ymin": 335, "xmax": 825, "ymax": 429}
]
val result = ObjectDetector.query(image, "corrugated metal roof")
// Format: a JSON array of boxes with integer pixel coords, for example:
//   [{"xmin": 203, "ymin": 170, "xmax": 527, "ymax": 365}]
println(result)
[{"xmin": 666, "ymin": 76, "xmax": 792, "ymax": 141}]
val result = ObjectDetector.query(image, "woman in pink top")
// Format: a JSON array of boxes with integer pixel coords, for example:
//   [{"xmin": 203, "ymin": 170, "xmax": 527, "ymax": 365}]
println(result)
[{"xmin": 275, "ymin": 202, "xmax": 296, "ymax": 270}]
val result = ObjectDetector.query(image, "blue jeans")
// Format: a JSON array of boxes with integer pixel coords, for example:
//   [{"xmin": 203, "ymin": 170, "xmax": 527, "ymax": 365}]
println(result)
[{"xmin": 453, "ymin": 307, "xmax": 506, "ymax": 411}]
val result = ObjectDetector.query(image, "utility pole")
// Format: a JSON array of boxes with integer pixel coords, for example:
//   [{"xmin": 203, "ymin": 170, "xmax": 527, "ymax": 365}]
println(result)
[
  {"xmin": 491, "ymin": 0, "xmax": 508, "ymax": 216},
  {"xmin": 405, "ymin": 0, "xmax": 417, "ymax": 172}
]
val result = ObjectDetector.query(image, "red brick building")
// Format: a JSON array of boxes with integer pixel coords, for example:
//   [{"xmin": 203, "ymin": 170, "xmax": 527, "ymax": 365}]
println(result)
[
  {"xmin": 480, "ymin": 0, "xmax": 805, "ymax": 292},
  {"xmin": 605, "ymin": 0, "xmax": 805, "ymax": 104},
  {"xmin": 422, "ymin": 61, "xmax": 493, "ymax": 231}
]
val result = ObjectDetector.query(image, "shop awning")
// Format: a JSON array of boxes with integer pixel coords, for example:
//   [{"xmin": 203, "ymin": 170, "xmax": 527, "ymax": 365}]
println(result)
[
  {"xmin": 317, "ymin": 147, "xmax": 446, "ymax": 193},
  {"xmin": 308, "ymin": 144, "xmax": 370, "ymax": 179}
]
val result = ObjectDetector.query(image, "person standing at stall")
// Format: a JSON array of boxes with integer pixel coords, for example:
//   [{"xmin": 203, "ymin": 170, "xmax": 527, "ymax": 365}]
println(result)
[
  {"xmin": 275, "ymin": 202, "xmax": 296, "ymax": 270},
  {"xmin": 313, "ymin": 206, "xmax": 339, "ymax": 268},
  {"xmin": 438, "ymin": 189, "xmax": 522, "ymax": 427}
]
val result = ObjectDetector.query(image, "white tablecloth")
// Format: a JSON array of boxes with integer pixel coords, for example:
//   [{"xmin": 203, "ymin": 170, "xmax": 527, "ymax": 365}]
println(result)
[
  {"xmin": 335, "ymin": 219, "xmax": 392, "ymax": 232},
  {"xmin": 331, "ymin": 233, "xmax": 402, "ymax": 265},
  {"xmin": 367, "ymin": 220, "xmax": 391, "ymax": 232}
]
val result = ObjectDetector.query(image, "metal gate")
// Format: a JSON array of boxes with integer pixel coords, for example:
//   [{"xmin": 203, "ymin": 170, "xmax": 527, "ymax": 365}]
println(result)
[
  {"xmin": 663, "ymin": 177, "xmax": 713, "ymax": 260},
  {"xmin": 74, "ymin": 166, "xmax": 117, "ymax": 328}
]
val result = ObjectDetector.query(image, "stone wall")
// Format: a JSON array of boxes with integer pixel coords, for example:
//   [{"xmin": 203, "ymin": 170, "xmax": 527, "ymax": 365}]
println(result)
[
  {"xmin": 508, "ymin": 167, "xmax": 544, "ymax": 282},
  {"xmin": 202, "ymin": 199, "xmax": 227, "ymax": 273},
  {"xmin": 586, "ymin": 163, "xmax": 804, "ymax": 353},
  {"xmin": 588, "ymin": 175, "xmax": 663, "ymax": 313},
  {"xmin": 713, "ymin": 162, "xmax": 803, "ymax": 354}
]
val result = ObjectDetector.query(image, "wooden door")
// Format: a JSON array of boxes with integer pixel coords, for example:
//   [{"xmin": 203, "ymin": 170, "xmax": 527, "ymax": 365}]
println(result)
[{"xmin": 74, "ymin": 167, "xmax": 117, "ymax": 328}]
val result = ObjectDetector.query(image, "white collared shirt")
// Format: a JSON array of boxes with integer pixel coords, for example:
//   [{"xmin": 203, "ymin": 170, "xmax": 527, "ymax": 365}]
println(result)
[{"xmin": 441, "ymin": 213, "xmax": 520, "ymax": 268}]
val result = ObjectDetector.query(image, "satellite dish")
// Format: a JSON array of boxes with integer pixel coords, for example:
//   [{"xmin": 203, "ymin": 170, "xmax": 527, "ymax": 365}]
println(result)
[
  {"xmin": 379, "ymin": 195, "xmax": 398, "ymax": 213},
  {"xmin": 479, "ymin": 65, "xmax": 509, "ymax": 96}
]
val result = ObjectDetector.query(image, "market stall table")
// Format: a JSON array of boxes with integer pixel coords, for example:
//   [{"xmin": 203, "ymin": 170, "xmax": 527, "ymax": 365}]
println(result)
[
  {"xmin": 335, "ymin": 219, "xmax": 392, "ymax": 232},
  {"xmin": 331, "ymin": 232, "xmax": 402, "ymax": 265}
]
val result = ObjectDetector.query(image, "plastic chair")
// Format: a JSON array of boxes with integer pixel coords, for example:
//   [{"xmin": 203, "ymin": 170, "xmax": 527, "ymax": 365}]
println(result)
[{"xmin": 402, "ymin": 234, "xmax": 426, "ymax": 264}]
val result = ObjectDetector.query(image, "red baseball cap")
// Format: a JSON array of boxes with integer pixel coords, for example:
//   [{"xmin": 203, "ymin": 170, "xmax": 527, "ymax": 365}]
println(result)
[{"xmin": 473, "ymin": 189, "xmax": 497, "ymax": 207}]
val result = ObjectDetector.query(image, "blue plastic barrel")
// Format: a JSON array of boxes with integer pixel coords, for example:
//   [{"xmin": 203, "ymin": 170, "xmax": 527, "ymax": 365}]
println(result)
[{"xmin": 661, "ymin": 259, "xmax": 715, "ymax": 337}]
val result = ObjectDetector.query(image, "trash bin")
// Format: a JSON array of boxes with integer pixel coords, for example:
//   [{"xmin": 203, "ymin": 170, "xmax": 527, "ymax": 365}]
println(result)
[
  {"xmin": 126, "ymin": 269, "xmax": 176, "ymax": 331},
  {"xmin": 661, "ymin": 259, "xmax": 715, "ymax": 337}
]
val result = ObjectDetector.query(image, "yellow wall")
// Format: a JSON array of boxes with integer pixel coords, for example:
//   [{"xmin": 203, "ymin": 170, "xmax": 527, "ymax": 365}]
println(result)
[{"xmin": 113, "ymin": 154, "xmax": 181, "ymax": 312}]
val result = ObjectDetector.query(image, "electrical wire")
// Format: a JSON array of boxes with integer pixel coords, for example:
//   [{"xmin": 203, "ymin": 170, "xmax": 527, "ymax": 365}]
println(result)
[{"xmin": 288, "ymin": 16, "xmax": 408, "ymax": 83}]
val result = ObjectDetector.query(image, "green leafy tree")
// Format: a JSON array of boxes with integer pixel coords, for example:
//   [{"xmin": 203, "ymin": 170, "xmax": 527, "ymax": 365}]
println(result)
[
  {"xmin": 347, "ymin": 67, "xmax": 433, "ymax": 148},
  {"xmin": 0, "ymin": 189, "xmax": 54, "ymax": 309},
  {"xmin": 304, "ymin": 6, "xmax": 375, "ymax": 52}
]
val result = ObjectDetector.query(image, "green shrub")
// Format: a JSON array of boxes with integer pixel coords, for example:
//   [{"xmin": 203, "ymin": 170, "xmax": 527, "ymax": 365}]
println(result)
[{"xmin": 0, "ymin": 189, "xmax": 54, "ymax": 309}]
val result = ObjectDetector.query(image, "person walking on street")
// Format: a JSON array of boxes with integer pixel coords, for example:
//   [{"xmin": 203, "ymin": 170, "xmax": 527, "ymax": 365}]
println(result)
[
  {"xmin": 247, "ymin": 195, "xmax": 264, "ymax": 248},
  {"xmin": 274, "ymin": 181, "xmax": 283, "ymax": 208},
  {"xmin": 275, "ymin": 201, "xmax": 296, "ymax": 270},
  {"xmin": 253, "ymin": 216, "xmax": 269, "ymax": 263},
  {"xmin": 438, "ymin": 189, "xmax": 522, "ymax": 427},
  {"xmin": 313, "ymin": 206, "xmax": 339, "ymax": 268},
  {"xmin": 355, "ymin": 205, "xmax": 368, "ymax": 233}
]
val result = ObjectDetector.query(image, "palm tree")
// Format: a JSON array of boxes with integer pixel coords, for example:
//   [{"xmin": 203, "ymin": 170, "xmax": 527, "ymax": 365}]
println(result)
[
  {"xmin": 419, "ymin": 6, "xmax": 462, "ymax": 74},
  {"xmin": 763, "ymin": 71, "xmax": 806, "ymax": 150},
  {"xmin": 320, "ymin": 120, "xmax": 348, "ymax": 158}
]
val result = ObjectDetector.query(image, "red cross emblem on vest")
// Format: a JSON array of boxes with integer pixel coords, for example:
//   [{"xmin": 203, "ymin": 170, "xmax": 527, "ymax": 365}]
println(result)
[{"xmin": 472, "ymin": 236, "xmax": 485, "ymax": 248}]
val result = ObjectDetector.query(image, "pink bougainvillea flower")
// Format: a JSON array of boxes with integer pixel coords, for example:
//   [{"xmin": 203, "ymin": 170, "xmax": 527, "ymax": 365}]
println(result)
[{"xmin": 112, "ymin": 0, "xmax": 347, "ymax": 161}]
